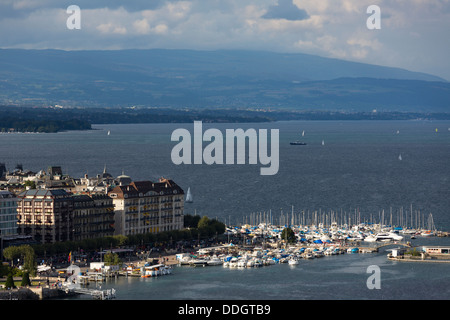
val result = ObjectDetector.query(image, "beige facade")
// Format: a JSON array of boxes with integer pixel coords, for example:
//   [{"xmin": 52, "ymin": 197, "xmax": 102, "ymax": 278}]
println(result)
[
  {"xmin": 17, "ymin": 189, "xmax": 73, "ymax": 244},
  {"xmin": 17, "ymin": 189, "xmax": 115, "ymax": 244},
  {"xmin": 108, "ymin": 179, "xmax": 184, "ymax": 236}
]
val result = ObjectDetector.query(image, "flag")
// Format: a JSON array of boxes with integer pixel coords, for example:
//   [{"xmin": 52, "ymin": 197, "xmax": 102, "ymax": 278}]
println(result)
[{"xmin": 68, "ymin": 252, "xmax": 72, "ymax": 263}]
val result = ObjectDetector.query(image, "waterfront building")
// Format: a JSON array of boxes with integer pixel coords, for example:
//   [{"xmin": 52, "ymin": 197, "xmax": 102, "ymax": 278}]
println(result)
[
  {"xmin": 0, "ymin": 190, "xmax": 18, "ymax": 238},
  {"xmin": 16, "ymin": 189, "xmax": 74, "ymax": 244},
  {"xmin": 108, "ymin": 178, "xmax": 184, "ymax": 236},
  {"xmin": 72, "ymin": 193, "xmax": 115, "ymax": 241},
  {"xmin": 71, "ymin": 167, "xmax": 116, "ymax": 194},
  {"xmin": 423, "ymin": 246, "xmax": 450, "ymax": 255}
]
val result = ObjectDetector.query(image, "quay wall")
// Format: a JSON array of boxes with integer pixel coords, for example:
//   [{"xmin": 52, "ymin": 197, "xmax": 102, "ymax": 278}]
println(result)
[{"xmin": 0, "ymin": 286, "xmax": 70, "ymax": 300}]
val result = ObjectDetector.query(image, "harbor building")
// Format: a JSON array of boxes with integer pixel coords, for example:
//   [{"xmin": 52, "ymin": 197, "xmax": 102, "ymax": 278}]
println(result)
[
  {"xmin": 0, "ymin": 190, "xmax": 18, "ymax": 238},
  {"xmin": 16, "ymin": 189, "xmax": 74, "ymax": 244},
  {"xmin": 108, "ymin": 178, "xmax": 184, "ymax": 236},
  {"xmin": 72, "ymin": 194, "xmax": 115, "ymax": 241},
  {"xmin": 423, "ymin": 246, "xmax": 450, "ymax": 255}
]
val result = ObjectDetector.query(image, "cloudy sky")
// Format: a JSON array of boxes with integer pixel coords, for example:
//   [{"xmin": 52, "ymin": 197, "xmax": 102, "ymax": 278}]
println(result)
[{"xmin": 1, "ymin": 0, "xmax": 449, "ymax": 80}]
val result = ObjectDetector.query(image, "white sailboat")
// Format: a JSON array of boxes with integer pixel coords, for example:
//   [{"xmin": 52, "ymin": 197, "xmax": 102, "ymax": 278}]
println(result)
[
  {"xmin": 398, "ymin": 154, "xmax": 402, "ymax": 161},
  {"xmin": 322, "ymin": 140, "xmax": 325, "ymax": 146},
  {"xmin": 107, "ymin": 130, "xmax": 111, "ymax": 136},
  {"xmin": 302, "ymin": 130, "xmax": 305, "ymax": 137},
  {"xmin": 186, "ymin": 187, "xmax": 193, "ymax": 203}
]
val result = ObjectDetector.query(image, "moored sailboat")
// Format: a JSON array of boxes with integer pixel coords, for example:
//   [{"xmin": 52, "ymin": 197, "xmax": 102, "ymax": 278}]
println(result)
[{"xmin": 186, "ymin": 187, "xmax": 193, "ymax": 203}]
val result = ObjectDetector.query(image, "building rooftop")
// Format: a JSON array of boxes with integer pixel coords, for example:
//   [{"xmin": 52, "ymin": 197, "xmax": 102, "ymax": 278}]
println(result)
[
  {"xmin": 0, "ymin": 190, "xmax": 16, "ymax": 199},
  {"xmin": 108, "ymin": 178, "xmax": 184, "ymax": 199},
  {"xmin": 18, "ymin": 189, "xmax": 71, "ymax": 198}
]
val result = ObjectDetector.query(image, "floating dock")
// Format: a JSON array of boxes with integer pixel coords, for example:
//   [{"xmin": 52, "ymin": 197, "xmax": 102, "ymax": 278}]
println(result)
[{"xmin": 60, "ymin": 285, "xmax": 116, "ymax": 300}]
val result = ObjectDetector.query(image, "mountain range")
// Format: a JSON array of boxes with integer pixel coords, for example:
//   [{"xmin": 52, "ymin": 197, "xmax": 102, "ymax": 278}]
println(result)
[{"xmin": 0, "ymin": 48, "xmax": 448, "ymax": 112}]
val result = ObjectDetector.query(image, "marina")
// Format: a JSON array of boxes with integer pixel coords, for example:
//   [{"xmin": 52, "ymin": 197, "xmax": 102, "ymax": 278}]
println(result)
[
  {"xmin": 60, "ymin": 234, "xmax": 450, "ymax": 301},
  {"xmin": 18, "ymin": 211, "xmax": 445, "ymax": 301},
  {"xmin": 172, "ymin": 220, "xmax": 449, "ymax": 269},
  {"xmin": 48, "ymin": 218, "xmax": 448, "ymax": 300}
]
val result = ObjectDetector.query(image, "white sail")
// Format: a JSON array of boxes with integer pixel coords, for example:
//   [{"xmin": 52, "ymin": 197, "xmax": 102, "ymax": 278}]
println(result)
[
  {"xmin": 322, "ymin": 140, "xmax": 325, "ymax": 146},
  {"xmin": 186, "ymin": 187, "xmax": 193, "ymax": 203},
  {"xmin": 302, "ymin": 130, "xmax": 305, "ymax": 137},
  {"xmin": 398, "ymin": 154, "xmax": 402, "ymax": 161}
]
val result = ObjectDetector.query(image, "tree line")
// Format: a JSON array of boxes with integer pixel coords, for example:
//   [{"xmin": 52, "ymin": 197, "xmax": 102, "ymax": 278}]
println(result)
[
  {"xmin": 0, "ymin": 118, "xmax": 91, "ymax": 133},
  {"xmin": 1, "ymin": 215, "xmax": 226, "ymax": 280}
]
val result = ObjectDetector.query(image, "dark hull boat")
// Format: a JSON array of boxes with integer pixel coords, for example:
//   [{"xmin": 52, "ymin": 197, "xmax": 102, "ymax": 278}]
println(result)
[{"xmin": 290, "ymin": 141, "xmax": 307, "ymax": 145}]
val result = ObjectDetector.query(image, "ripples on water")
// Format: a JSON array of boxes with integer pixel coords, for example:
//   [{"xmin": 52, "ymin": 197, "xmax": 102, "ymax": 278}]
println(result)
[{"xmin": 1, "ymin": 120, "xmax": 449, "ymax": 231}]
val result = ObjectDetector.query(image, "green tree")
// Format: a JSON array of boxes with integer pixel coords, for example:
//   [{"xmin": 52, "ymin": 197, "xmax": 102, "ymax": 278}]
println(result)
[
  {"xmin": 197, "ymin": 216, "xmax": 211, "ymax": 230},
  {"xmin": 184, "ymin": 214, "xmax": 201, "ymax": 228},
  {"xmin": 23, "ymin": 180, "xmax": 36, "ymax": 189},
  {"xmin": 103, "ymin": 252, "xmax": 121, "ymax": 266},
  {"xmin": 21, "ymin": 272, "xmax": 31, "ymax": 287},
  {"xmin": 281, "ymin": 227, "xmax": 296, "ymax": 244},
  {"xmin": 5, "ymin": 273, "xmax": 15, "ymax": 289},
  {"xmin": 3, "ymin": 245, "xmax": 37, "ymax": 277}
]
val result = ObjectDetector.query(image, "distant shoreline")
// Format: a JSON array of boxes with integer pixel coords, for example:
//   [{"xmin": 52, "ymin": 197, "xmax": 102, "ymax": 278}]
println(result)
[{"xmin": 2, "ymin": 105, "xmax": 450, "ymax": 133}]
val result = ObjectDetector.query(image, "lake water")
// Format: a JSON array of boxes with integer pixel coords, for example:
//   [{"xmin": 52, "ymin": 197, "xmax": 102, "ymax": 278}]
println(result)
[{"xmin": 1, "ymin": 120, "xmax": 449, "ymax": 301}]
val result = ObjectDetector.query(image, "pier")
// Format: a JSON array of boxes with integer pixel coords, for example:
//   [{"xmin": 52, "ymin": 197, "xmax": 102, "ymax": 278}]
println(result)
[
  {"xmin": 62, "ymin": 287, "xmax": 116, "ymax": 300},
  {"xmin": 58, "ymin": 282, "xmax": 116, "ymax": 300}
]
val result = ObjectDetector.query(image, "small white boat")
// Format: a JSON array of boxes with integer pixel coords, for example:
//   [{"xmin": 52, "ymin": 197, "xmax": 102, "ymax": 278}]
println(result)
[
  {"xmin": 378, "ymin": 232, "xmax": 404, "ymax": 241},
  {"xmin": 237, "ymin": 259, "xmax": 247, "ymax": 268},
  {"xmin": 141, "ymin": 264, "xmax": 172, "ymax": 278},
  {"xmin": 288, "ymin": 257, "xmax": 299, "ymax": 265},
  {"xmin": 253, "ymin": 259, "xmax": 263, "ymax": 267},
  {"xmin": 364, "ymin": 235, "xmax": 378, "ymax": 242},
  {"xmin": 207, "ymin": 258, "xmax": 223, "ymax": 266},
  {"xmin": 303, "ymin": 253, "xmax": 314, "ymax": 259},
  {"xmin": 189, "ymin": 259, "xmax": 208, "ymax": 267},
  {"xmin": 229, "ymin": 257, "xmax": 239, "ymax": 268},
  {"xmin": 313, "ymin": 251, "xmax": 324, "ymax": 258}
]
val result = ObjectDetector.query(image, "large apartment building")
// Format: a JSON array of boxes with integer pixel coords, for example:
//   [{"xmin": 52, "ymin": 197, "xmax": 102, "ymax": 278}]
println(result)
[
  {"xmin": 16, "ymin": 189, "xmax": 74, "ymax": 244},
  {"xmin": 72, "ymin": 194, "xmax": 115, "ymax": 241},
  {"xmin": 108, "ymin": 178, "xmax": 184, "ymax": 236},
  {"xmin": 17, "ymin": 189, "xmax": 115, "ymax": 244}
]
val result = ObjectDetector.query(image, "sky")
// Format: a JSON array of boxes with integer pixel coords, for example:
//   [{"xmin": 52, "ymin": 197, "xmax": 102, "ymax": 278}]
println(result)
[{"xmin": 0, "ymin": 0, "xmax": 449, "ymax": 80}]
